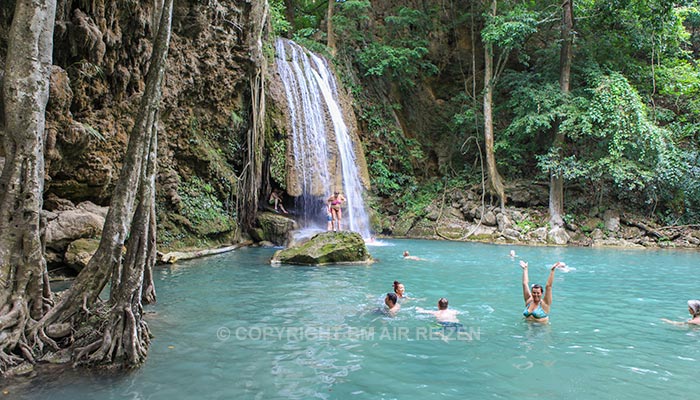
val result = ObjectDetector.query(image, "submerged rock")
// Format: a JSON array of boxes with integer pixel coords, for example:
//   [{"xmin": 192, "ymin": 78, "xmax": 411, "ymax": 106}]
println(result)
[{"xmin": 271, "ymin": 231, "xmax": 372, "ymax": 265}]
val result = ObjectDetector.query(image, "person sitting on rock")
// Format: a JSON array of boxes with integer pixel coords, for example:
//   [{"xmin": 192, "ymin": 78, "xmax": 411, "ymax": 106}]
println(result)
[{"xmin": 269, "ymin": 189, "xmax": 287, "ymax": 214}]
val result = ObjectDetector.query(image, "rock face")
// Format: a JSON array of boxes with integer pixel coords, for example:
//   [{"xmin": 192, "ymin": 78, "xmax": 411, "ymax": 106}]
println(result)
[
  {"xmin": 45, "ymin": 201, "xmax": 108, "ymax": 252},
  {"xmin": 271, "ymin": 231, "xmax": 372, "ymax": 265},
  {"xmin": 256, "ymin": 212, "xmax": 297, "ymax": 246}
]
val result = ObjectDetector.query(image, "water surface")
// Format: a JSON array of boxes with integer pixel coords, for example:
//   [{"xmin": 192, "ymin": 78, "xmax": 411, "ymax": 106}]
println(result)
[{"xmin": 8, "ymin": 239, "xmax": 699, "ymax": 399}]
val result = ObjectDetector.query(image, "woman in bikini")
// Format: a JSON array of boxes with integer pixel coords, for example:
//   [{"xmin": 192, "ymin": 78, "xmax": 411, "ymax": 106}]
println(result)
[
  {"xmin": 327, "ymin": 191, "xmax": 345, "ymax": 231},
  {"xmin": 520, "ymin": 260, "xmax": 565, "ymax": 323}
]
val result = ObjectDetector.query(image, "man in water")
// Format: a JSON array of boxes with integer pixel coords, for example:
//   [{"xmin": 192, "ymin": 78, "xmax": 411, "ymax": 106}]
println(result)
[
  {"xmin": 416, "ymin": 298, "xmax": 459, "ymax": 323},
  {"xmin": 384, "ymin": 292, "xmax": 400, "ymax": 316},
  {"xmin": 402, "ymin": 251, "xmax": 425, "ymax": 261}
]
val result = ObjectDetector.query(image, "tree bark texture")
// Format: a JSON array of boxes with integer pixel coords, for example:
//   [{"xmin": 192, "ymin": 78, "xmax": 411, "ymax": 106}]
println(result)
[
  {"xmin": 549, "ymin": 0, "xmax": 574, "ymax": 228},
  {"xmin": 71, "ymin": 0, "xmax": 172, "ymax": 368},
  {"xmin": 482, "ymin": 0, "xmax": 506, "ymax": 210},
  {"xmin": 0, "ymin": 0, "xmax": 56, "ymax": 373},
  {"xmin": 239, "ymin": 0, "xmax": 268, "ymax": 233},
  {"xmin": 37, "ymin": 0, "xmax": 173, "ymax": 345},
  {"xmin": 327, "ymin": 0, "xmax": 336, "ymax": 56}
]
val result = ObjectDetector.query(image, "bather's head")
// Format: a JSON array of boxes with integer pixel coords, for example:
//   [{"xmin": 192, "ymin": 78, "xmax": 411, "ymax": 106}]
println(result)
[
  {"xmin": 393, "ymin": 281, "xmax": 405, "ymax": 297},
  {"xmin": 385, "ymin": 293, "xmax": 398, "ymax": 308},
  {"xmin": 688, "ymin": 300, "xmax": 700, "ymax": 317},
  {"xmin": 438, "ymin": 298, "xmax": 449, "ymax": 310},
  {"xmin": 531, "ymin": 284, "xmax": 543, "ymax": 302}
]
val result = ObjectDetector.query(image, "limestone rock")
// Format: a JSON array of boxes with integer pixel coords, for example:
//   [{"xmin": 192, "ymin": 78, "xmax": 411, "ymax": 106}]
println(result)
[
  {"xmin": 497, "ymin": 213, "xmax": 513, "ymax": 231},
  {"xmin": 532, "ymin": 227, "xmax": 548, "ymax": 241},
  {"xmin": 603, "ymin": 209, "xmax": 620, "ymax": 232},
  {"xmin": 393, "ymin": 213, "xmax": 417, "ymax": 236},
  {"xmin": 547, "ymin": 227, "xmax": 570, "ymax": 245},
  {"xmin": 257, "ymin": 212, "xmax": 297, "ymax": 246},
  {"xmin": 64, "ymin": 238, "xmax": 100, "ymax": 273},
  {"xmin": 44, "ymin": 193, "xmax": 75, "ymax": 211},
  {"xmin": 483, "ymin": 210, "xmax": 497, "ymax": 226},
  {"xmin": 45, "ymin": 201, "xmax": 107, "ymax": 251},
  {"xmin": 271, "ymin": 231, "xmax": 372, "ymax": 265},
  {"xmin": 502, "ymin": 228, "xmax": 522, "ymax": 242}
]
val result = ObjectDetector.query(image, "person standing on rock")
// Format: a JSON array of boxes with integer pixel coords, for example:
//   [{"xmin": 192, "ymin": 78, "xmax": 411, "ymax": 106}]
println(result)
[{"xmin": 327, "ymin": 191, "xmax": 345, "ymax": 231}]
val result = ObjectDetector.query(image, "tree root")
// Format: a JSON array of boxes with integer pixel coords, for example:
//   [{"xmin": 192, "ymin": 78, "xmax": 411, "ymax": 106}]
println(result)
[
  {"xmin": 72, "ymin": 306, "xmax": 150, "ymax": 369},
  {"xmin": 142, "ymin": 283, "xmax": 156, "ymax": 305}
]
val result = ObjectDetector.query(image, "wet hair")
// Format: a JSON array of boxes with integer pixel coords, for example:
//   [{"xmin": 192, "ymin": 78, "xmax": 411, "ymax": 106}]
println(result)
[
  {"xmin": 393, "ymin": 280, "xmax": 402, "ymax": 291},
  {"xmin": 688, "ymin": 300, "xmax": 700, "ymax": 317},
  {"xmin": 438, "ymin": 298, "xmax": 448, "ymax": 310},
  {"xmin": 386, "ymin": 292, "xmax": 398, "ymax": 306},
  {"xmin": 531, "ymin": 284, "xmax": 543, "ymax": 294}
]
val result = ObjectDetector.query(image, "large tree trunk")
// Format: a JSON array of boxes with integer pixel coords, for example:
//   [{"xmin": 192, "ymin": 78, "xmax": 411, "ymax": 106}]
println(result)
[
  {"xmin": 239, "ymin": 0, "xmax": 268, "ymax": 233},
  {"xmin": 72, "ymin": 0, "xmax": 172, "ymax": 368},
  {"xmin": 35, "ymin": 0, "xmax": 173, "ymax": 346},
  {"xmin": 549, "ymin": 0, "xmax": 574, "ymax": 228},
  {"xmin": 0, "ymin": 0, "xmax": 56, "ymax": 373},
  {"xmin": 74, "ymin": 127, "xmax": 159, "ymax": 367},
  {"xmin": 327, "ymin": 0, "xmax": 336, "ymax": 56},
  {"xmin": 284, "ymin": 0, "xmax": 295, "ymax": 31},
  {"xmin": 483, "ymin": 0, "xmax": 506, "ymax": 210}
]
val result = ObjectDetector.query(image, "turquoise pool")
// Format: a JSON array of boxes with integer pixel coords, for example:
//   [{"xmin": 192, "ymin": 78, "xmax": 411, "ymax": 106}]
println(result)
[{"xmin": 7, "ymin": 239, "xmax": 700, "ymax": 399}]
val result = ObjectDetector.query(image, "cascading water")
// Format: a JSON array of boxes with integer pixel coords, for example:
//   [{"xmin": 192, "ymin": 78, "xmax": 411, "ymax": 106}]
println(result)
[{"xmin": 275, "ymin": 38, "xmax": 371, "ymax": 238}]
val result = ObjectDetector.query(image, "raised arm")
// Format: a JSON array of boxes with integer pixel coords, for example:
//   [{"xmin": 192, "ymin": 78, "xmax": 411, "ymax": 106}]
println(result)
[
  {"xmin": 661, "ymin": 318, "xmax": 687, "ymax": 326},
  {"xmin": 542, "ymin": 262, "xmax": 563, "ymax": 308},
  {"xmin": 520, "ymin": 260, "xmax": 531, "ymax": 304}
]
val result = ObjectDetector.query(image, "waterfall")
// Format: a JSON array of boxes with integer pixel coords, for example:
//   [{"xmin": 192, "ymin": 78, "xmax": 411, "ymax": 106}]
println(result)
[{"xmin": 275, "ymin": 38, "xmax": 371, "ymax": 238}]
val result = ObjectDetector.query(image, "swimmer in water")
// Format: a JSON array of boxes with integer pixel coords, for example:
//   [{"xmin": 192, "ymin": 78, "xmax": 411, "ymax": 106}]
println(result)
[
  {"xmin": 393, "ymin": 280, "xmax": 408, "ymax": 301},
  {"xmin": 661, "ymin": 299, "xmax": 700, "ymax": 326},
  {"xmin": 509, "ymin": 250, "xmax": 517, "ymax": 258},
  {"xmin": 520, "ymin": 260, "xmax": 565, "ymax": 324},
  {"xmin": 384, "ymin": 292, "xmax": 400, "ymax": 315},
  {"xmin": 416, "ymin": 298, "xmax": 459, "ymax": 323},
  {"xmin": 402, "ymin": 251, "xmax": 425, "ymax": 261}
]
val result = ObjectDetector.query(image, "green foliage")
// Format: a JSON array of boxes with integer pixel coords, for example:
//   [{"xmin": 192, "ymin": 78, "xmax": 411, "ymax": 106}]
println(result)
[
  {"xmin": 292, "ymin": 29, "xmax": 329, "ymax": 55},
  {"xmin": 338, "ymin": 4, "xmax": 438, "ymax": 88},
  {"xmin": 367, "ymin": 150, "xmax": 413, "ymax": 197},
  {"xmin": 514, "ymin": 218, "xmax": 537, "ymax": 234},
  {"xmin": 269, "ymin": 139, "xmax": 287, "ymax": 189},
  {"xmin": 356, "ymin": 42, "xmax": 432, "ymax": 83},
  {"xmin": 269, "ymin": 0, "xmax": 291, "ymax": 37},
  {"xmin": 332, "ymin": 0, "xmax": 372, "ymax": 44},
  {"xmin": 482, "ymin": 4, "xmax": 539, "ymax": 53},
  {"xmin": 178, "ymin": 176, "xmax": 235, "ymax": 235},
  {"xmin": 396, "ymin": 179, "xmax": 443, "ymax": 219}
]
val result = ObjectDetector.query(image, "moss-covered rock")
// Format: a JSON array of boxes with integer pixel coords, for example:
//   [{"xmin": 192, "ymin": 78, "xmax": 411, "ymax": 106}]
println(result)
[
  {"xmin": 257, "ymin": 212, "xmax": 297, "ymax": 246},
  {"xmin": 64, "ymin": 238, "xmax": 101, "ymax": 273},
  {"xmin": 271, "ymin": 231, "xmax": 373, "ymax": 265}
]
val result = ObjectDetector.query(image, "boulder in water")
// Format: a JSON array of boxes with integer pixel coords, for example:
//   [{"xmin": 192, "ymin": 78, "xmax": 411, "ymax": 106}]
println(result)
[{"xmin": 271, "ymin": 231, "xmax": 373, "ymax": 265}]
